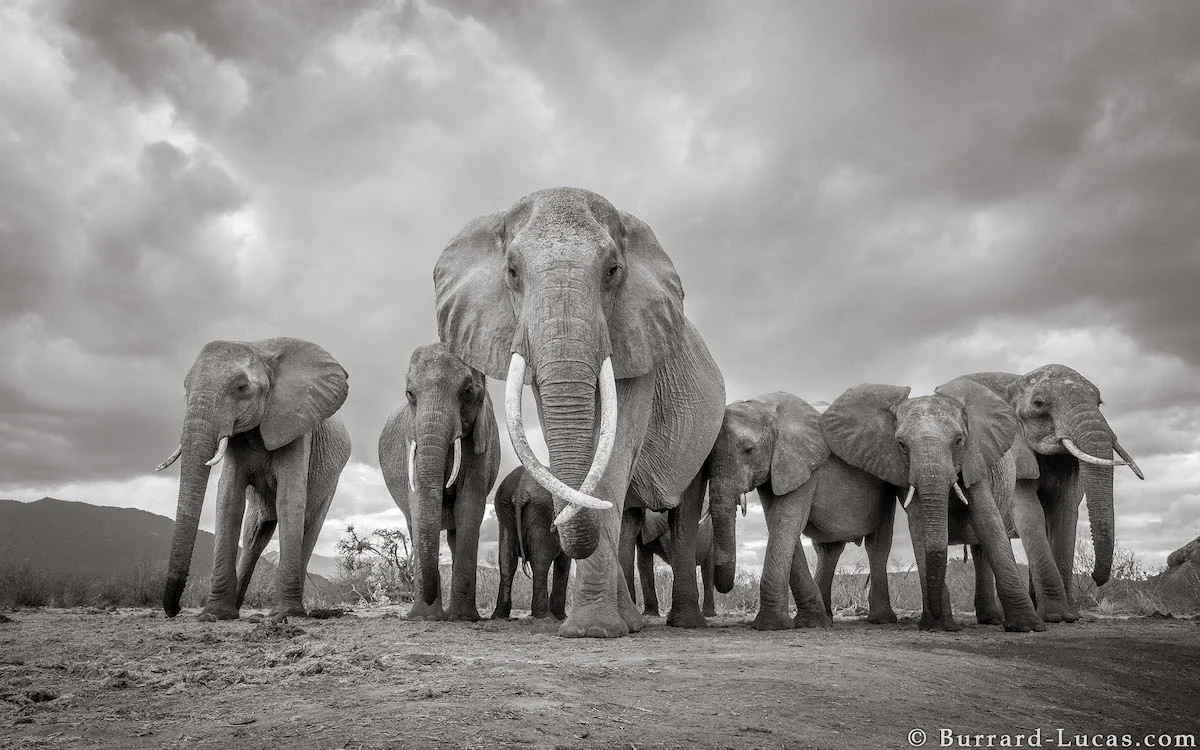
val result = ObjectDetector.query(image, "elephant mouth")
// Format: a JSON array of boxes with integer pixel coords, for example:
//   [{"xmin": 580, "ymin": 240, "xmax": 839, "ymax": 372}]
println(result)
[{"xmin": 503, "ymin": 352, "xmax": 618, "ymax": 526}]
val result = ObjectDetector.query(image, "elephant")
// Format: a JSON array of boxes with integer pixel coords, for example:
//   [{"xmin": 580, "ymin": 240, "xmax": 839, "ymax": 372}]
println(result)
[
  {"xmin": 965, "ymin": 365, "xmax": 1144, "ymax": 622},
  {"xmin": 491, "ymin": 466, "xmax": 571, "ymax": 620},
  {"xmin": 621, "ymin": 509, "xmax": 717, "ymax": 618},
  {"xmin": 705, "ymin": 393, "xmax": 899, "ymax": 630},
  {"xmin": 378, "ymin": 343, "xmax": 501, "ymax": 621},
  {"xmin": 154, "ymin": 337, "xmax": 351, "ymax": 621},
  {"xmin": 821, "ymin": 377, "xmax": 1046, "ymax": 632},
  {"xmin": 433, "ymin": 186, "xmax": 726, "ymax": 637}
]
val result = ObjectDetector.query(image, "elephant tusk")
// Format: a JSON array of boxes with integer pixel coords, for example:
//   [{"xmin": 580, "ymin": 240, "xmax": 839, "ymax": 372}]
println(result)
[
  {"xmin": 1061, "ymin": 438, "xmax": 1128, "ymax": 468},
  {"xmin": 1113, "ymin": 441, "xmax": 1145, "ymax": 480},
  {"xmin": 156, "ymin": 444, "xmax": 182, "ymax": 472},
  {"xmin": 953, "ymin": 482, "xmax": 969, "ymax": 506},
  {"xmin": 740, "ymin": 493, "xmax": 748, "ymax": 517},
  {"xmin": 445, "ymin": 437, "xmax": 462, "ymax": 489},
  {"xmin": 580, "ymin": 357, "xmax": 618, "ymax": 495},
  {"xmin": 902, "ymin": 485, "xmax": 915, "ymax": 509},
  {"xmin": 407, "ymin": 440, "xmax": 416, "ymax": 494},
  {"xmin": 205, "ymin": 436, "xmax": 228, "ymax": 467},
  {"xmin": 505, "ymin": 353, "xmax": 614, "ymax": 516}
]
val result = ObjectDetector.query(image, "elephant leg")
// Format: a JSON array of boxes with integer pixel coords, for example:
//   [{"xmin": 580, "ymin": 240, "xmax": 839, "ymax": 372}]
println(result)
[
  {"xmin": 969, "ymin": 482, "xmax": 1045, "ymax": 633},
  {"xmin": 492, "ymin": 515, "xmax": 517, "ymax": 620},
  {"xmin": 445, "ymin": 488, "xmax": 485, "ymax": 622},
  {"xmin": 1012, "ymin": 480, "xmax": 1076, "ymax": 623},
  {"xmin": 906, "ymin": 505, "xmax": 960, "ymax": 631},
  {"xmin": 550, "ymin": 555, "xmax": 570, "ymax": 621},
  {"xmin": 637, "ymin": 542, "xmax": 660, "ymax": 617},
  {"xmin": 971, "ymin": 544, "xmax": 1004, "ymax": 625},
  {"xmin": 235, "ymin": 487, "xmax": 277, "ymax": 610},
  {"xmin": 1046, "ymin": 495, "xmax": 1082, "ymax": 614},
  {"xmin": 298, "ymin": 474, "xmax": 340, "ymax": 598},
  {"xmin": 530, "ymin": 547, "xmax": 553, "ymax": 619},
  {"xmin": 700, "ymin": 549, "xmax": 716, "ymax": 618},
  {"xmin": 269, "ymin": 434, "xmax": 313, "ymax": 622},
  {"xmin": 201, "ymin": 464, "xmax": 248, "ymax": 621},
  {"xmin": 619, "ymin": 507, "xmax": 643, "ymax": 607},
  {"xmin": 754, "ymin": 485, "xmax": 815, "ymax": 630},
  {"xmin": 789, "ymin": 536, "xmax": 830, "ymax": 628},
  {"xmin": 864, "ymin": 497, "xmax": 899, "ymax": 624},
  {"xmin": 558, "ymin": 375, "xmax": 655, "ymax": 639},
  {"xmin": 665, "ymin": 475, "xmax": 708, "ymax": 628},
  {"xmin": 813, "ymin": 541, "xmax": 845, "ymax": 621}
]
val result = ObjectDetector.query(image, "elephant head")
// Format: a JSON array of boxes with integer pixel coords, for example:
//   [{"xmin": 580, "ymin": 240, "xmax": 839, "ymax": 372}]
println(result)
[
  {"xmin": 434, "ymin": 187, "xmax": 685, "ymax": 558},
  {"xmin": 967, "ymin": 365, "xmax": 1143, "ymax": 585},
  {"xmin": 155, "ymin": 337, "xmax": 348, "ymax": 616},
  {"xmin": 706, "ymin": 393, "xmax": 830, "ymax": 593},
  {"xmin": 821, "ymin": 377, "xmax": 1016, "ymax": 625},
  {"xmin": 403, "ymin": 343, "xmax": 494, "ymax": 603}
]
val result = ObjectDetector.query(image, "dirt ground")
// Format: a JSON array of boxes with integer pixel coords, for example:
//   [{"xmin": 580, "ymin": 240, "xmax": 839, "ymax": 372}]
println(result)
[{"xmin": 0, "ymin": 607, "xmax": 1197, "ymax": 750}]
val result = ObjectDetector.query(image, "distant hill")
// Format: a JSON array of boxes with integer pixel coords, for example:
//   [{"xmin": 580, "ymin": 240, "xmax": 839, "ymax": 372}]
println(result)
[{"xmin": 0, "ymin": 497, "xmax": 339, "ymax": 578}]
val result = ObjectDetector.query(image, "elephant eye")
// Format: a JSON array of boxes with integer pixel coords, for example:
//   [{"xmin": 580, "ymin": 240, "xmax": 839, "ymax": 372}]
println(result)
[
  {"xmin": 406, "ymin": 390, "xmax": 416, "ymax": 405},
  {"xmin": 954, "ymin": 435, "xmax": 965, "ymax": 448},
  {"xmin": 897, "ymin": 439, "xmax": 908, "ymax": 454},
  {"xmin": 607, "ymin": 265, "xmax": 621, "ymax": 278},
  {"xmin": 507, "ymin": 264, "xmax": 518, "ymax": 278},
  {"xmin": 1032, "ymin": 398, "xmax": 1046, "ymax": 408}
]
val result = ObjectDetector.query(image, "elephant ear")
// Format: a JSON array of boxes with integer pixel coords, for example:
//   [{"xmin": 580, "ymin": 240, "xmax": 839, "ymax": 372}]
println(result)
[
  {"xmin": 433, "ymin": 212, "xmax": 516, "ymax": 381},
  {"xmin": 935, "ymin": 377, "xmax": 1018, "ymax": 488},
  {"xmin": 640, "ymin": 510, "xmax": 670, "ymax": 545},
  {"xmin": 470, "ymin": 374, "xmax": 495, "ymax": 456},
  {"xmin": 251, "ymin": 338, "xmax": 349, "ymax": 451},
  {"xmin": 609, "ymin": 212, "xmax": 686, "ymax": 379},
  {"xmin": 820, "ymin": 384, "xmax": 911, "ymax": 487},
  {"xmin": 962, "ymin": 371, "xmax": 1039, "ymax": 480},
  {"xmin": 754, "ymin": 392, "xmax": 830, "ymax": 496}
]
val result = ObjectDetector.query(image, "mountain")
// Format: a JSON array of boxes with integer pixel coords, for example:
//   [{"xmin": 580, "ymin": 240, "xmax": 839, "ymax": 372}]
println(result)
[{"xmin": 0, "ymin": 497, "xmax": 339, "ymax": 578}]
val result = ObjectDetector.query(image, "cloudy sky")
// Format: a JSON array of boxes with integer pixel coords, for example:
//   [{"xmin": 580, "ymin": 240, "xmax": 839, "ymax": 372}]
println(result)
[{"xmin": 1, "ymin": 0, "xmax": 1198, "ymax": 574}]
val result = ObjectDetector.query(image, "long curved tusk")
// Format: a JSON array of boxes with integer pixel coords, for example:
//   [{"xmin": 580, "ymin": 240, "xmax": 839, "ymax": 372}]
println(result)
[
  {"xmin": 1113, "ymin": 441, "xmax": 1145, "ymax": 480},
  {"xmin": 445, "ymin": 437, "xmax": 462, "ymax": 489},
  {"xmin": 407, "ymin": 440, "xmax": 416, "ymax": 493},
  {"xmin": 205, "ymin": 436, "xmax": 229, "ymax": 467},
  {"xmin": 953, "ymin": 482, "xmax": 969, "ymax": 506},
  {"xmin": 902, "ymin": 485, "xmax": 915, "ymax": 509},
  {"xmin": 156, "ymin": 444, "xmax": 182, "ymax": 472},
  {"xmin": 1061, "ymin": 438, "xmax": 1128, "ymax": 468},
  {"xmin": 505, "ymin": 353, "xmax": 614, "ymax": 517},
  {"xmin": 580, "ymin": 357, "xmax": 618, "ymax": 495}
]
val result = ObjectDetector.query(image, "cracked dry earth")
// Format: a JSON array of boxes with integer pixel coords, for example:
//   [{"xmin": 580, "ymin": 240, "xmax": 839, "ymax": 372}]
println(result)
[{"xmin": 0, "ymin": 608, "xmax": 1197, "ymax": 749}]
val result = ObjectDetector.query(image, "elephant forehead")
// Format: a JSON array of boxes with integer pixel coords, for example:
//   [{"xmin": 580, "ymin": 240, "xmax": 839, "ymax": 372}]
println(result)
[
  {"xmin": 510, "ymin": 187, "xmax": 622, "ymax": 242},
  {"xmin": 1025, "ymin": 364, "xmax": 1099, "ymax": 393},
  {"xmin": 189, "ymin": 341, "xmax": 260, "ymax": 380},
  {"xmin": 896, "ymin": 396, "xmax": 963, "ymax": 429},
  {"xmin": 721, "ymin": 402, "xmax": 772, "ymax": 433},
  {"xmin": 408, "ymin": 344, "xmax": 471, "ymax": 384}
]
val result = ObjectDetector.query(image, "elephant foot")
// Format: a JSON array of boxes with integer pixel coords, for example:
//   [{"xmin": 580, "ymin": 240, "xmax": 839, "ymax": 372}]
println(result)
[
  {"xmin": 618, "ymin": 594, "xmax": 645, "ymax": 634},
  {"xmin": 642, "ymin": 607, "xmax": 661, "ymax": 618},
  {"xmin": 490, "ymin": 604, "xmax": 512, "ymax": 620},
  {"xmin": 268, "ymin": 603, "xmax": 305, "ymax": 624},
  {"xmin": 444, "ymin": 604, "xmax": 482, "ymax": 622},
  {"xmin": 550, "ymin": 608, "xmax": 567, "ymax": 621},
  {"xmin": 793, "ymin": 609, "xmax": 833, "ymax": 629},
  {"xmin": 666, "ymin": 600, "xmax": 708, "ymax": 629},
  {"xmin": 406, "ymin": 599, "xmax": 445, "ymax": 621},
  {"xmin": 866, "ymin": 608, "xmax": 899, "ymax": 625},
  {"xmin": 559, "ymin": 606, "xmax": 630, "ymax": 639},
  {"xmin": 702, "ymin": 604, "xmax": 717, "ymax": 618},
  {"xmin": 1036, "ymin": 600, "xmax": 1079, "ymax": 624},
  {"xmin": 975, "ymin": 609, "xmax": 1005, "ymax": 626},
  {"xmin": 918, "ymin": 612, "xmax": 963, "ymax": 632},
  {"xmin": 1003, "ymin": 611, "xmax": 1047, "ymax": 633},
  {"xmin": 198, "ymin": 602, "xmax": 239, "ymax": 621},
  {"xmin": 752, "ymin": 609, "xmax": 795, "ymax": 631},
  {"xmin": 529, "ymin": 609, "xmax": 553, "ymax": 620}
]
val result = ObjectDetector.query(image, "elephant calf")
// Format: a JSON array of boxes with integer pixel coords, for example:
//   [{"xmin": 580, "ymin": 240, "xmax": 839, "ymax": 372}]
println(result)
[
  {"xmin": 378, "ymin": 343, "xmax": 501, "ymax": 622},
  {"xmin": 622, "ymin": 509, "xmax": 717, "ymax": 618},
  {"xmin": 491, "ymin": 467, "xmax": 571, "ymax": 620}
]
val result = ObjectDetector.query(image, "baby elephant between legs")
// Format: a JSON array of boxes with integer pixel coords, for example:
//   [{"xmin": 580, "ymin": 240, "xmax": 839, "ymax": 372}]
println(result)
[
  {"xmin": 155, "ymin": 337, "xmax": 352, "ymax": 623},
  {"xmin": 378, "ymin": 343, "xmax": 501, "ymax": 622},
  {"xmin": 492, "ymin": 467, "xmax": 571, "ymax": 620},
  {"xmin": 621, "ymin": 508, "xmax": 716, "ymax": 618}
]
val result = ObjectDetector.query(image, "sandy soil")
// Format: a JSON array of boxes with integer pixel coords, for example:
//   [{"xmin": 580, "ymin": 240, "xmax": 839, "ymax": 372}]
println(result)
[{"xmin": 1, "ymin": 607, "xmax": 1197, "ymax": 749}]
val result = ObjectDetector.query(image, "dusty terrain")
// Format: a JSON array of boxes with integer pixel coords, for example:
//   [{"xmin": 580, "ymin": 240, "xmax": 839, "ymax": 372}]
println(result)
[{"xmin": 1, "ymin": 607, "xmax": 1197, "ymax": 749}]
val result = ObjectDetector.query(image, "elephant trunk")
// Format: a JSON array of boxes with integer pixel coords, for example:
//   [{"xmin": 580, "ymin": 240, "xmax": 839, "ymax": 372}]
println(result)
[
  {"xmin": 915, "ymin": 464, "xmax": 953, "ymax": 623},
  {"xmin": 708, "ymin": 479, "xmax": 739, "ymax": 594},
  {"xmin": 413, "ymin": 410, "xmax": 456, "ymax": 605},
  {"xmin": 163, "ymin": 390, "xmax": 221, "ymax": 617},
  {"xmin": 1064, "ymin": 412, "xmax": 1116, "ymax": 585},
  {"xmin": 536, "ymin": 359, "xmax": 601, "ymax": 559}
]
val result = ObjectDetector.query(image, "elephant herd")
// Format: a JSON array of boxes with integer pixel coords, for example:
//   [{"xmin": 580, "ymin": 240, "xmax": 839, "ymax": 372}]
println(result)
[{"xmin": 154, "ymin": 186, "xmax": 1143, "ymax": 638}]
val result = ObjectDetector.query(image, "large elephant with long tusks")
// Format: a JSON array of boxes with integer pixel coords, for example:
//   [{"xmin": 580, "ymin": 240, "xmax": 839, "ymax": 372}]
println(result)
[
  {"xmin": 378, "ymin": 343, "xmax": 501, "ymax": 621},
  {"xmin": 433, "ymin": 187, "xmax": 726, "ymax": 638},
  {"xmin": 966, "ymin": 365, "xmax": 1144, "ymax": 622},
  {"xmin": 155, "ymin": 337, "xmax": 351, "ymax": 622}
]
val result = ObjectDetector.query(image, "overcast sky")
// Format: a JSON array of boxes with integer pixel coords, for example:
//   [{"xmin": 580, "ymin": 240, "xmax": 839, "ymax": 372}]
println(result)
[{"xmin": 1, "ymin": 0, "xmax": 1198, "ymax": 574}]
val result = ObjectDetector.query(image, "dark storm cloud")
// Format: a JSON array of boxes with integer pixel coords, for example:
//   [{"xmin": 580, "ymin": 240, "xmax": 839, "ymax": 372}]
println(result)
[{"xmin": 1, "ymin": 0, "xmax": 1197, "ymax": 561}]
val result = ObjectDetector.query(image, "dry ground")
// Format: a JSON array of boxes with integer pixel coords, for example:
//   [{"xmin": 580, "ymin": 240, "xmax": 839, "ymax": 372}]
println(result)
[{"xmin": 1, "ymin": 607, "xmax": 1197, "ymax": 749}]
